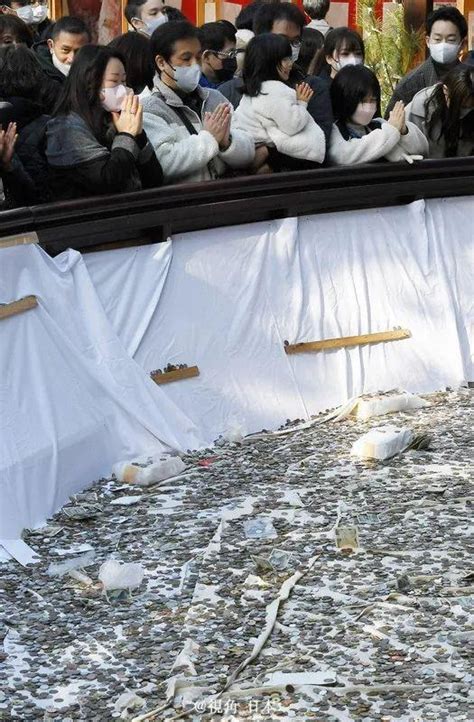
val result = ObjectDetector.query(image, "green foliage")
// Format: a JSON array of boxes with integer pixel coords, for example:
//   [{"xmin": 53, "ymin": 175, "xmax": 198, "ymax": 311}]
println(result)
[{"xmin": 357, "ymin": 0, "xmax": 424, "ymax": 113}]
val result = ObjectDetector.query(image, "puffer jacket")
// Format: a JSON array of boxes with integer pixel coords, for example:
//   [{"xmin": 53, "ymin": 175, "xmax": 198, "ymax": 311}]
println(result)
[
  {"xmin": 232, "ymin": 80, "xmax": 326, "ymax": 163},
  {"xmin": 142, "ymin": 76, "xmax": 254, "ymax": 184}
]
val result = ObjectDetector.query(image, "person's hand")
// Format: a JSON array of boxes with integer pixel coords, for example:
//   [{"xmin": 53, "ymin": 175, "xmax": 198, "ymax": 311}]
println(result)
[
  {"xmin": 251, "ymin": 144, "xmax": 269, "ymax": 173},
  {"xmin": 203, "ymin": 103, "xmax": 231, "ymax": 147},
  {"xmin": 111, "ymin": 94, "xmax": 143, "ymax": 137},
  {"xmin": 388, "ymin": 100, "xmax": 406, "ymax": 134},
  {"xmin": 0, "ymin": 122, "xmax": 18, "ymax": 170},
  {"xmin": 296, "ymin": 82, "xmax": 314, "ymax": 103}
]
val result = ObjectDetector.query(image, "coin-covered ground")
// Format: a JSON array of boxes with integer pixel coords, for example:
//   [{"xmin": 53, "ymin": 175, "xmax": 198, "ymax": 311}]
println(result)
[{"xmin": 1, "ymin": 389, "xmax": 473, "ymax": 721}]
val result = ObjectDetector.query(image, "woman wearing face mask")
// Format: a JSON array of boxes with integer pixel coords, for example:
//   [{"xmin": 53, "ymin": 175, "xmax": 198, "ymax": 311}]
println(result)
[
  {"xmin": 310, "ymin": 27, "xmax": 364, "ymax": 83},
  {"xmin": 406, "ymin": 59, "xmax": 474, "ymax": 158},
  {"xmin": 328, "ymin": 64, "xmax": 428, "ymax": 165},
  {"xmin": 46, "ymin": 44, "xmax": 163, "ymax": 200},
  {"xmin": 232, "ymin": 33, "xmax": 326, "ymax": 166}
]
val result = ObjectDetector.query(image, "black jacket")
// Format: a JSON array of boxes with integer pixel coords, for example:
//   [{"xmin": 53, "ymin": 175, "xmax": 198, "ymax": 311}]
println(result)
[
  {"xmin": 46, "ymin": 113, "xmax": 164, "ymax": 200},
  {"xmin": 34, "ymin": 41, "xmax": 65, "ymax": 99}
]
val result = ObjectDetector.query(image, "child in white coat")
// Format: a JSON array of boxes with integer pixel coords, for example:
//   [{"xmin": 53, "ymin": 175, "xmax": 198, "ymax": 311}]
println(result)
[
  {"xmin": 328, "ymin": 64, "xmax": 429, "ymax": 165},
  {"xmin": 232, "ymin": 33, "xmax": 326, "ymax": 165}
]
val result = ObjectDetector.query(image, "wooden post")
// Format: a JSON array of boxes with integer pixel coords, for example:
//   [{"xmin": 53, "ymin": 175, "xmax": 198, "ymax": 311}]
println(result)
[
  {"xmin": 0, "ymin": 296, "xmax": 38, "ymax": 321},
  {"xmin": 0, "ymin": 232, "xmax": 38, "ymax": 250},
  {"xmin": 151, "ymin": 366, "xmax": 200, "ymax": 384},
  {"xmin": 284, "ymin": 329, "xmax": 411, "ymax": 355}
]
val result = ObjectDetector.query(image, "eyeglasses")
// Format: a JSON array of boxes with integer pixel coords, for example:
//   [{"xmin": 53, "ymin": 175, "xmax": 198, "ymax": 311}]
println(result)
[{"xmin": 214, "ymin": 49, "xmax": 237, "ymax": 60}]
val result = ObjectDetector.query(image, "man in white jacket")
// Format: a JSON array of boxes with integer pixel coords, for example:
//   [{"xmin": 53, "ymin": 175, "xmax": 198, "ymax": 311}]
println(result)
[{"xmin": 142, "ymin": 21, "xmax": 254, "ymax": 184}]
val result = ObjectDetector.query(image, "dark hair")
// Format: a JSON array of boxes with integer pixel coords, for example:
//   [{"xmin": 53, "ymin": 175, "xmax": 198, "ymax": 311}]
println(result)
[
  {"xmin": 253, "ymin": 2, "xmax": 305, "ymax": 36},
  {"xmin": 242, "ymin": 32, "xmax": 292, "ymax": 96},
  {"xmin": 425, "ymin": 65, "xmax": 474, "ymax": 156},
  {"xmin": 162, "ymin": 5, "xmax": 186, "ymax": 22},
  {"xmin": 50, "ymin": 16, "xmax": 91, "ymax": 41},
  {"xmin": 303, "ymin": 0, "xmax": 330, "ymax": 21},
  {"xmin": 330, "ymin": 64, "xmax": 381, "ymax": 122},
  {"xmin": 235, "ymin": 0, "xmax": 265, "ymax": 31},
  {"xmin": 124, "ymin": 0, "xmax": 148, "ymax": 24},
  {"xmin": 109, "ymin": 31, "xmax": 154, "ymax": 93},
  {"xmin": 54, "ymin": 44, "xmax": 125, "ymax": 142},
  {"xmin": 426, "ymin": 6, "xmax": 468, "ymax": 39},
  {"xmin": 311, "ymin": 26, "xmax": 364, "ymax": 76},
  {"xmin": 199, "ymin": 20, "xmax": 236, "ymax": 53},
  {"xmin": 0, "ymin": 43, "xmax": 55, "ymax": 109},
  {"xmin": 298, "ymin": 26, "xmax": 324, "ymax": 75},
  {"xmin": 0, "ymin": 14, "xmax": 33, "ymax": 47},
  {"xmin": 150, "ymin": 20, "xmax": 199, "ymax": 65}
]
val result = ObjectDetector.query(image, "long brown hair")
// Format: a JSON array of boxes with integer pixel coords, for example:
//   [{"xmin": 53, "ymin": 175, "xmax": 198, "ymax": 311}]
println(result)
[{"xmin": 425, "ymin": 65, "xmax": 474, "ymax": 157}]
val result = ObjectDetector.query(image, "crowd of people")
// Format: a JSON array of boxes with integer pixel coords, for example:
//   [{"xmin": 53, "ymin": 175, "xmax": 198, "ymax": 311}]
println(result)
[{"xmin": 0, "ymin": 0, "xmax": 473, "ymax": 208}]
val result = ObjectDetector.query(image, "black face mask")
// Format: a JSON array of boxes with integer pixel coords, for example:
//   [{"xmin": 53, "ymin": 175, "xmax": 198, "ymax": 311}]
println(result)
[{"xmin": 215, "ymin": 56, "xmax": 237, "ymax": 82}]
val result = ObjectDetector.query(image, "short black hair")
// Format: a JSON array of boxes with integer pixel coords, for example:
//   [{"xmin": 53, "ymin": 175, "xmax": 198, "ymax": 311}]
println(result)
[
  {"xmin": 253, "ymin": 2, "xmax": 305, "ymax": 36},
  {"xmin": 311, "ymin": 26, "xmax": 364, "ymax": 75},
  {"xmin": 108, "ymin": 31, "xmax": 155, "ymax": 93},
  {"xmin": 162, "ymin": 5, "xmax": 186, "ymax": 22},
  {"xmin": 235, "ymin": 0, "xmax": 264, "ymax": 31},
  {"xmin": 0, "ymin": 43, "xmax": 53, "ymax": 108},
  {"xmin": 303, "ymin": 0, "xmax": 330, "ymax": 21},
  {"xmin": 150, "ymin": 20, "xmax": 200, "ymax": 65},
  {"xmin": 51, "ymin": 16, "xmax": 91, "ymax": 41},
  {"xmin": 0, "ymin": 14, "xmax": 33, "ymax": 47},
  {"xmin": 330, "ymin": 64, "xmax": 381, "ymax": 121},
  {"xmin": 199, "ymin": 20, "xmax": 236, "ymax": 53},
  {"xmin": 242, "ymin": 32, "xmax": 292, "ymax": 96},
  {"xmin": 426, "ymin": 6, "xmax": 468, "ymax": 39},
  {"xmin": 124, "ymin": 0, "xmax": 147, "ymax": 24}
]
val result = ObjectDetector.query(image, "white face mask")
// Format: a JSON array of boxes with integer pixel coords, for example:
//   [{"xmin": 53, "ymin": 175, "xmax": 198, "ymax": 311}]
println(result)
[
  {"xmin": 291, "ymin": 45, "xmax": 300, "ymax": 63},
  {"xmin": 32, "ymin": 4, "xmax": 48, "ymax": 23},
  {"xmin": 351, "ymin": 101, "xmax": 377, "ymax": 126},
  {"xmin": 429, "ymin": 41, "xmax": 460, "ymax": 65},
  {"xmin": 16, "ymin": 5, "xmax": 35, "ymax": 24},
  {"xmin": 172, "ymin": 62, "xmax": 201, "ymax": 93},
  {"xmin": 337, "ymin": 54, "xmax": 363, "ymax": 70},
  {"xmin": 101, "ymin": 84, "xmax": 130, "ymax": 112},
  {"xmin": 51, "ymin": 50, "xmax": 72, "ymax": 76},
  {"xmin": 145, "ymin": 13, "xmax": 167, "ymax": 34}
]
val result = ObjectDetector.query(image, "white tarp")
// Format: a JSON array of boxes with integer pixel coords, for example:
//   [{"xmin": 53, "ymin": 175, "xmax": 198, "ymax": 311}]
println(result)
[
  {"xmin": 0, "ymin": 244, "xmax": 200, "ymax": 538},
  {"xmin": 1, "ymin": 196, "xmax": 472, "ymax": 537},
  {"xmin": 86, "ymin": 197, "xmax": 472, "ymax": 444}
]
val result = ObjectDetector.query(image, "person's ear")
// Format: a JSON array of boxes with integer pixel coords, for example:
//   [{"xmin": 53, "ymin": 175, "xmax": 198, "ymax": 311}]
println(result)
[
  {"xmin": 130, "ymin": 16, "xmax": 146, "ymax": 33},
  {"xmin": 155, "ymin": 53, "xmax": 166, "ymax": 73},
  {"xmin": 460, "ymin": 37, "xmax": 467, "ymax": 52},
  {"xmin": 425, "ymin": 34, "xmax": 431, "ymax": 49},
  {"xmin": 47, "ymin": 37, "xmax": 53, "ymax": 52}
]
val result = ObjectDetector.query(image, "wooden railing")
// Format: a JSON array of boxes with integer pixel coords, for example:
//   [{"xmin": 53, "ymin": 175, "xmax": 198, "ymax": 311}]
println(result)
[{"xmin": 1, "ymin": 158, "xmax": 473, "ymax": 256}]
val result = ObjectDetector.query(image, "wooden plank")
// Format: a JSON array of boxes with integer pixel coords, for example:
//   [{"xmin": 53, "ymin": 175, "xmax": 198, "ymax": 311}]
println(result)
[
  {"xmin": 0, "ymin": 232, "xmax": 39, "ymax": 250},
  {"xmin": 285, "ymin": 329, "xmax": 411, "ymax": 355},
  {"xmin": 151, "ymin": 366, "xmax": 200, "ymax": 385},
  {"xmin": 0, "ymin": 295, "xmax": 38, "ymax": 321}
]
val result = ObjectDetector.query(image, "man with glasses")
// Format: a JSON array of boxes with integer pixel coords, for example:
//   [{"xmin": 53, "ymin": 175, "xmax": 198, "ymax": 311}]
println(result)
[
  {"xmin": 219, "ymin": 2, "xmax": 333, "ymax": 169},
  {"xmin": 199, "ymin": 20, "xmax": 237, "ymax": 89}
]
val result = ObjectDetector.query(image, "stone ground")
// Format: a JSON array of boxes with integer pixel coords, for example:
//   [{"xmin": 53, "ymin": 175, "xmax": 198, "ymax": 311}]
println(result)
[{"xmin": 1, "ymin": 389, "xmax": 473, "ymax": 722}]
